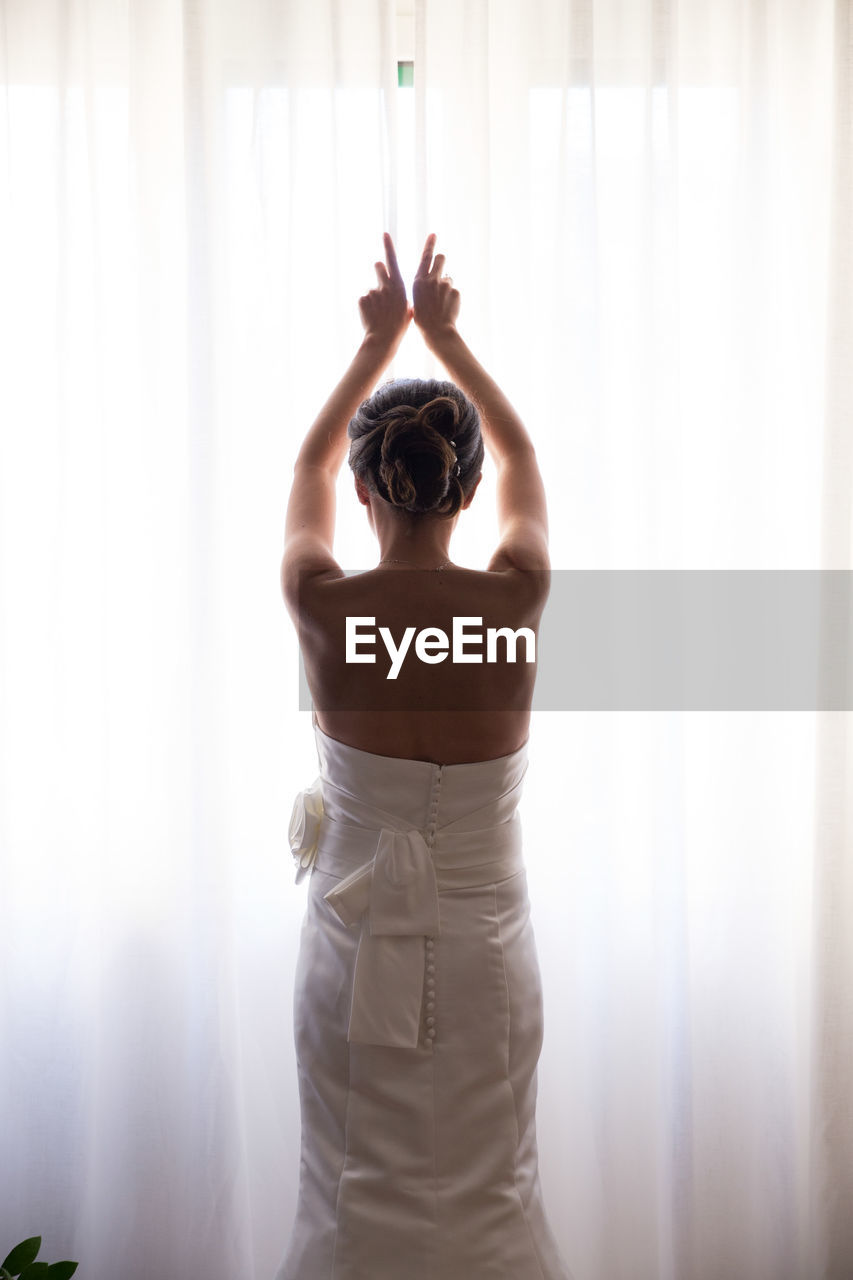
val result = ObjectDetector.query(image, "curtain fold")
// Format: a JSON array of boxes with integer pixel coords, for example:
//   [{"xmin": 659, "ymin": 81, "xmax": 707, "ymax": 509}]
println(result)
[
  {"xmin": 1, "ymin": 2, "xmax": 851, "ymax": 1278},
  {"xmin": 410, "ymin": 3, "xmax": 848, "ymax": 1279},
  {"xmin": 812, "ymin": 2, "xmax": 853, "ymax": 1275},
  {"xmin": 0, "ymin": 3, "xmax": 396, "ymax": 1278}
]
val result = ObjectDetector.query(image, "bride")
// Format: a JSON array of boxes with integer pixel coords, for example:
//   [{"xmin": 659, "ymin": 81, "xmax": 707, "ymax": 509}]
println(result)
[{"xmin": 276, "ymin": 234, "xmax": 572, "ymax": 1280}]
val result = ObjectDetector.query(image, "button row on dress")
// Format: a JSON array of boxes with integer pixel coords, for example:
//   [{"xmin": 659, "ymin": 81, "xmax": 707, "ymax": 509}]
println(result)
[
  {"xmin": 424, "ymin": 934, "xmax": 437, "ymax": 1044},
  {"xmin": 425, "ymin": 765, "xmax": 443, "ymax": 847},
  {"xmin": 424, "ymin": 772, "xmax": 441, "ymax": 1047}
]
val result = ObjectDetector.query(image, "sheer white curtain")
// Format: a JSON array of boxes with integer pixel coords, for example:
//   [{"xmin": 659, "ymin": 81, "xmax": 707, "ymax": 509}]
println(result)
[
  {"xmin": 1, "ymin": 1, "xmax": 851, "ymax": 1279},
  {"xmin": 0, "ymin": 2, "xmax": 397, "ymax": 1277},
  {"xmin": 412, "ymin": 2, "xmax": 853, "ymax": 1278}
]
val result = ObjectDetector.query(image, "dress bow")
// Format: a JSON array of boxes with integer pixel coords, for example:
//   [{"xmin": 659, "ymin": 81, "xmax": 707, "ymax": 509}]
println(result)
[{"xmin": 323, "ymin": 828, "xmax": 441, "ymax": 1049}]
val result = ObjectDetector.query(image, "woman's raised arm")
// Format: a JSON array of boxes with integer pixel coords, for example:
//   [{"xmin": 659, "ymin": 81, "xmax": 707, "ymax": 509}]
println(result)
[
  {"xmin": 411, "ymin": 235, "xmax": 549, "ymax": 574},
  {"xmin": 281, "ymin": 234, "xmax": 411, "ymax": 610}
]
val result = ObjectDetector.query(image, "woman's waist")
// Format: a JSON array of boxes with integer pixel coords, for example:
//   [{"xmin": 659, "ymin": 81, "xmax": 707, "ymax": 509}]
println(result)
[{"xmin": 314, "ymin": 811, "xmax": 524, "ymax": 888}]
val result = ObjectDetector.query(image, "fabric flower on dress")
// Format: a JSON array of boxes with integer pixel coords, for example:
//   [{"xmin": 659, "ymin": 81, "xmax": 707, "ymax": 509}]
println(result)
[{"xmin": 289, "ymin": 777, "xmax": 324, "ymax": 883}]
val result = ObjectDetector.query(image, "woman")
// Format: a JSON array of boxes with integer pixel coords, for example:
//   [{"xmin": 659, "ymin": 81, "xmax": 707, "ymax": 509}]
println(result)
[{"xmin": 276, "ymin": 234, "xmax": 571, "ymax": 1280}]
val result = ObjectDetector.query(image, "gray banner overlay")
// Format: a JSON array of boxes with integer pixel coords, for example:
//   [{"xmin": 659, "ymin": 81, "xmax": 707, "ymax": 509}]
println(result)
[{"xmin": 297, "ymin": 571, "xmax": 853, "ymax": 711}]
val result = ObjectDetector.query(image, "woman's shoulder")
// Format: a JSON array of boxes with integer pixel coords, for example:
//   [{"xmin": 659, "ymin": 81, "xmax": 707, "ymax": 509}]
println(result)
[{"xmin": 303, "ymin": 562, "xmax": 548, "ymax": 604}]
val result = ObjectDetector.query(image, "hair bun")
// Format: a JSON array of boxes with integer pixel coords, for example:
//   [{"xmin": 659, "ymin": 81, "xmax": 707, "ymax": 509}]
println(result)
[
  {"xmin": 414, "ymin": 396, "xmax": 461, "ymax": 439},
  {"xmin": 348, "ymin": 378, "xmax": 484, "ymax": 517},
  {"xmin": 379, "ymin": 409, "xmax": 458, "ymax": 512}
]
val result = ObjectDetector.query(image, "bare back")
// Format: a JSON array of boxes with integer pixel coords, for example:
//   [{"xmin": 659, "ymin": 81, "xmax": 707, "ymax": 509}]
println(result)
[
  {"xmin": 282, "ymin": 235, "xmax": 550, "ymax": 765},
  {"xmin": 294, "ymin": 564, "xmax": 547, "ymax": 763}
]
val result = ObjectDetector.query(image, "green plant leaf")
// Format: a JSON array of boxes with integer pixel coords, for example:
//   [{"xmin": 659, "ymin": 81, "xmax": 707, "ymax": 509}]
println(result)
[
  {"xmin": 45, "ymin": 1265, "xmax": 78, "ymax": 1280},
  {"xmin": 1, "ymin": 1268, "xmax": 15, "ymax": 1280},
  {"xmin": 2, "ymin": 1240, "xmax": 41, "ymax": 1274},
  {"xmin": 18, "ymin": 1265, "xmax": 50, "ymax": 1280}
]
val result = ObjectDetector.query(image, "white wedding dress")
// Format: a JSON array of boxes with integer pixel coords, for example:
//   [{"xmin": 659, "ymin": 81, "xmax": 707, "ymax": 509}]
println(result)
[{"xmin": 275, "ymin": 723, "xmax": 572, "ymax": 1280}]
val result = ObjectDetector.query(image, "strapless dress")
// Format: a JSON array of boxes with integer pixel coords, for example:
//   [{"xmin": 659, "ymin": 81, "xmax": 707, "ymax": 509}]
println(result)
[{"xmin": 274, "ymin": 723, "xmax": 572, "ymax": 1280}]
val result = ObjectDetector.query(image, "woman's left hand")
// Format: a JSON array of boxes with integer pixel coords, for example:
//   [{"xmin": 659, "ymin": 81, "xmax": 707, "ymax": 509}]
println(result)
[{"xmin": 358, "ymin": 233, "xmax": 412, "ymax": 351}]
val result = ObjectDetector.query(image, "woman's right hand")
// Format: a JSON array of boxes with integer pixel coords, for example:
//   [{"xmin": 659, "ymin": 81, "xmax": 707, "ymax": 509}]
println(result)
[
  {"xmin": 358, "ymin": 232, "xmax": 412, "ymax": 354},
  {"xmin": 408, "ymin": 237, "xmax": 550, "ymax": 576},
  {"xmin": 412, "ymin": 234, "xmax": 461, "ymax": 347}
]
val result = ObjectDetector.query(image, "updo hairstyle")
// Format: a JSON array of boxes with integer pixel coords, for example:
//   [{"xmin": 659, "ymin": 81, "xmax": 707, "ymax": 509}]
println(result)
[{"xmin": 348, "ymin": 379, "xmax": 484, "ymax": 518}]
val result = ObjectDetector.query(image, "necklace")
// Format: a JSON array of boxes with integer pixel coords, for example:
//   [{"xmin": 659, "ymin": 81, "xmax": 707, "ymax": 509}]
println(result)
[{"xmin": 377, "ymin": 557, "xmax": 452, "ymax": 571}]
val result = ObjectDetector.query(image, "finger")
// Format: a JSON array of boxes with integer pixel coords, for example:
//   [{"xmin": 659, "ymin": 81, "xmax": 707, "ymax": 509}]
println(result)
[
  {"xmin": 383, "ymin": 232, "xmax": 403, "ymax": 283},
  {"xmin": 374, "ymin": 262, "xmax": 390, "ymax": 286},
  {"xmin": 429, "ymin": 252, "xmax": 446, "ymax": 279},
  {"xmin": 415, "ymin": 233, "xmax": 437, "ymax": 278}
]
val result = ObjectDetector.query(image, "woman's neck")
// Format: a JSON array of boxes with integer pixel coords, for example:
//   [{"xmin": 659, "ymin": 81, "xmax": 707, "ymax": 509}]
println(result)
[
  {"xmin": 372, "ymin": 508, "xmax": 455, "ymax": 569},
  {"xmin": 376, "ymin": 539, "xmax": 453, "ymax": 570}
]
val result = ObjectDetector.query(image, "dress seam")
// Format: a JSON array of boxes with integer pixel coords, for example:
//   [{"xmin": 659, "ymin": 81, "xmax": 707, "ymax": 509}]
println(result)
[
  {"xmin": 428, "ymin": 762, "xmax": 442, "ymax": 1280},
  {"xmin": 430, "ymin": 1001, "xmax": 439, "ymax": 1280},
  {"xmin": 493, "ymin": 881, "xmax": 548, "ymax": 1280},
  {"xmin": 328, "ymin": 1036, "xmax": 352, "ymax": 1278}
]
